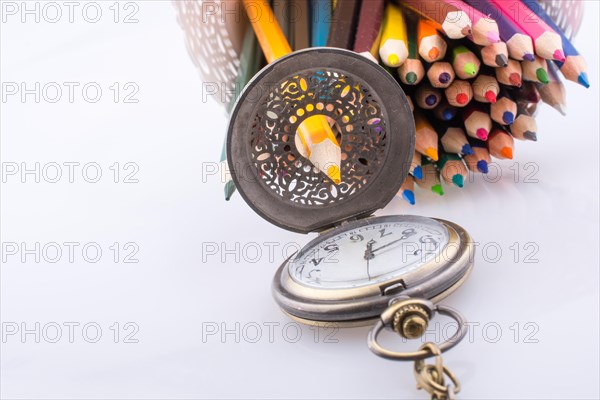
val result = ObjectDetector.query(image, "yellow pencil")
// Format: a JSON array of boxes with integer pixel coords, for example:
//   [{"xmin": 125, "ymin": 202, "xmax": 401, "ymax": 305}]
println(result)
[
  {"xmin": 379, "ymin": 3, "xmax": 408, "ymax": 67},
  {"xmin": 243, "ymin": 0, "xmax": 341, "ymax": 184}
]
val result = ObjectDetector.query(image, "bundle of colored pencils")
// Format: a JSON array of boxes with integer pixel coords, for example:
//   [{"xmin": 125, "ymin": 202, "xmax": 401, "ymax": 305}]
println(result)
[{"xmin": 222, "ymin": 0, "xmax": 589, "ymax": 204}]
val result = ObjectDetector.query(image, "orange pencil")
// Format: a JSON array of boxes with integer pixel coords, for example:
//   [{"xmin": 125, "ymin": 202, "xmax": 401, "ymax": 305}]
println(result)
[
  {"xmin": 488, "ymin": 127, "xmax": 514, "ymax": 160},
  {"xmin": 414, "ymin": 111, "xmax": 439, "ymax": 161},
  {"xmin": 417, "ymin": 18, "xmax": 447, "ymax": 62}
]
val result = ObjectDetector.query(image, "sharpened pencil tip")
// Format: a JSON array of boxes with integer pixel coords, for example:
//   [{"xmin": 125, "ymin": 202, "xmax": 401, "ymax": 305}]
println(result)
[
  {"xmin": 327, "ymin": 165, "xmax": 341, "ymax": 184},
  {"xmin": 556, "ymin": 104, "xmax": 567, "ymax": 116},
  {"xmin": 536, "ymin": 68, "xmax": 549, "ymax": 84},
  {"xmin": 553, "ymin": 50, "xmax": 566, "ymax": 63},
  {"xmin": 224, "ymin": 181, "xmax": 236, "ymax": 201},
  {"xmin": 477, "ymin": 160, "xmax": 489, "ymax": 174},
  {"xmin": 476, "ymin": 128, "xmax": 489, "ymax": 141},
  {"xmin": 485, "ymin": 91, "xmax": 497, "ymax": 103},
  {"xmin": 509, "ymin": 73, "xmax": 522, "ymax": 87},
  {"xmin": 452, "ymin": 174, "xmax": 464, "ymax": 188},
  {"xmin": 503, "ymin": 111, "xmax": 515, "ymax": 125},
  {"xmin": 523, "ymin": 53, "xmax": 535, "ymax": 62},
  {"xmin": 413, "ymin": 165, "xmax": 423, "ymax": 180},
  {"xmin": 523, "ymin": 131, "xmax": 538, "ymax": 142},
  {"xmin": 442, "ymin": 109, "xmax": 454, "ymax": 120},
  {"xmin": 429, "ymin": 47, "xmax": 440, "ymax": 61},
  {"xmin": 387, "ymin": 54, "xmax": 400, "ymax": 67},
  {"xmin": 439, "ymin": 72, "xmax": 451, "ymax": 84},
  {"xmin": 425, "ymin": 94, "xmax": 438, "ymax": 106},
  {"xmin": 432, "ymin": 184, "xmax": 444, "ymax": 196},
  {"xmin": 402, "ymin": 190, "xmax": 416, "ymax": 205},
  {"xmin": 578, "ymin": 72, "xmax": 590, "ymax": 88},
  {"xmin": 501, "ymin": 147, "xmax": 513, "ymax": 159},
  {"xmin": 496, "ymin": 54, "xmax": 509, "ymax": 67},
  {"xmin": 487, "ymin": 32, "xmax": 500, "ymax": 43},
  {"xmin": 425, "ymin": 148, "xmax": 439, "ymax": 161},
  {"xmin": 462, "ymin": 144, "xmax": 473, "ymax": 155},
  {"xmin": 406, "ymin": 72, "xmax": 418, "ymax": 84},
  {"xmin": 456, "ymin": 93, "xmax": 469, "ymax": 105},
  {"xmin": 464, "ymin": 63, "xmax": 477, "ymax": 76}
]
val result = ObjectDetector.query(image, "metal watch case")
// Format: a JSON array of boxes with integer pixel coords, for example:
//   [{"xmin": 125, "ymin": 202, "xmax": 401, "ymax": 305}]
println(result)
[{"xmin": 272, "ymin": 215, "xmax": 475, "ymax": 326}]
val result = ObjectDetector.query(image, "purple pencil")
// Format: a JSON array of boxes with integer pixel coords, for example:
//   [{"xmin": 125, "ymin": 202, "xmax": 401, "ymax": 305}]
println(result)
[{"xmin": 462, "ymin": 0, "xmax": 535, "ymax": 62}]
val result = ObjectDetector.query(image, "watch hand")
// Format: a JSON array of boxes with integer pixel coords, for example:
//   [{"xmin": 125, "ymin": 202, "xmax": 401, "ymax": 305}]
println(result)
[
  {"xmin": 370, "ymin": 237, "xmax": 406, "ymax": 254},
  {"xmin": 364, "ymin": 239, "xmax": 375, "ymax": 260}
]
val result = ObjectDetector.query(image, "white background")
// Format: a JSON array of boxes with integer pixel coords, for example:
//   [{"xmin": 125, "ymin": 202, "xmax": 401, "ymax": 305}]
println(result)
[{"xmin": 1, "ymin": 1, "xmax": 598, "ymax": 399}]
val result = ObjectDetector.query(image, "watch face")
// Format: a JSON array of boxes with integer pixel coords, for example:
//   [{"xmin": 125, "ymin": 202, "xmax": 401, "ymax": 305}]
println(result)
[{"xmin": 288, "ymin": 216, "xmax": 450, "ymax": 289}]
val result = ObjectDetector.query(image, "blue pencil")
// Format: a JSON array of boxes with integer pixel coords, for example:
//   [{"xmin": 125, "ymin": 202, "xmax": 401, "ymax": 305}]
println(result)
[{"xmin": 310, "ymin": 0, "xmax": 331, "ymax": 47}]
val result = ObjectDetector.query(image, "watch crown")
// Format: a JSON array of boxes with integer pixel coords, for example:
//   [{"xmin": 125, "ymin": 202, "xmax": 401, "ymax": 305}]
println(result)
[{"xmin": 392, "ymin": 304, "xmax": 431, "ymax": 339}]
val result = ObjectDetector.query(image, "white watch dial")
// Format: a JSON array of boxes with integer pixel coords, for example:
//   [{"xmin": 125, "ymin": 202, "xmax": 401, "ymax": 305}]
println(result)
[{"xmin": 289, "ymin": 216, "xmax": 449, "ymax": 289}]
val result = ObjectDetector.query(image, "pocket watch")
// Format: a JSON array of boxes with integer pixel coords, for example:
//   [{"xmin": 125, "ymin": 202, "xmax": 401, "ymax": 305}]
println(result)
[{"xmin": 227, "ymin": 47, "xmax": 475, "ymax": 398}]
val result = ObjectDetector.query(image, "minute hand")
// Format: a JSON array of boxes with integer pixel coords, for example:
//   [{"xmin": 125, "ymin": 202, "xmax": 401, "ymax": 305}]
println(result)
[{"xmin": 370, "ymin": 237, "xmax": 409, "ymax": 254}]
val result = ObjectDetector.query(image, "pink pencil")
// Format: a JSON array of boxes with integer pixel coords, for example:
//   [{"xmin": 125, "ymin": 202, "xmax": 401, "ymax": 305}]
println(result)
[
  {"xmin": 450, "ymin": 0, "xmax": 501, "ymax": 46},
  {"xmin": 488, "ymin": 0, "xmax": 565, "ymax": 62}
]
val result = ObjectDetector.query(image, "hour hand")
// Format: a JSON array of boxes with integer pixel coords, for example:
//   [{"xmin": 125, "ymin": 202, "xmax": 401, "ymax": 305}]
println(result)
[{"xmin": 364, "ymin": 239, "xmax": 376, "ymax": 260}]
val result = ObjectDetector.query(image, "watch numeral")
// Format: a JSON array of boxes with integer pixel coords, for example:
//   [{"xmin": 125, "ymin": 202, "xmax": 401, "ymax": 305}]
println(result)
[
  {"xmin": 379, "ymin": 228, "xmax": 392, "ymax": 238},
  {"xmin": 350, "ymin": 234, "xmax": 364, "ymax": 242},
  {"xmin": 311, "ymin": 257, "xmax": 324, "ymax": 266}
]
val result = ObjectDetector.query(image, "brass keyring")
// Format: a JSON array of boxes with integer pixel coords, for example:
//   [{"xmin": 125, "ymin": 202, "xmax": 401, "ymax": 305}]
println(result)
[{"xmin": 367, "ymin": 298, "xmax": 468, "ymax": 361}]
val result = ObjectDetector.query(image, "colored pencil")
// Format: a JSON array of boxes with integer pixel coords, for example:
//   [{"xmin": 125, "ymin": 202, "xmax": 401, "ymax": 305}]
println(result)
[
  {"xmin": 480, "ymin": 42, "xmax": 509, "ymax": 67},
  {"xmin": 310, "ymin": 0, "xmax": 331, "ymax": 46},
  {"xmin": 410, "ymin": 151, "xmax": 423, "ymax": 180},
  {"xmin": 399, "ymin": 15, "xmax": 425, "ymax": 85},
  {"xmin": 417, "ymin": 18, "xmax": 447, "ymax": 62},
  {"xmin": 274, "ymin": 0, "xmax": 290, "ymax": 39},
  {"xmin": 464, "ymin": 138, "xmax": 491, "ymax": 173},
  {"xmin": 401, "ymin": 0, "xmax": 471, "ymax": 39},
  {"xmin": 521, "ymin": 0, "xmax": 589, "ymax": 87},
  {"xmin": 490, "ymin": 89, "xmax": 517, "ymax": 125},
  {"xmin": 445, "ymin": 79, "xmax": 473, "ymax": 107},
  {"xmin": 472, "ymin": 73, "xmax": 500, "ymax": 103},
  {"xmin": 537, "ymin": 62, "xmax": 567, "ymax": 115},
  {"xmin": 488, "ymin": 127, "xmax": 514, "ymax": 160},
  {"xmin": 496, "ymin": 59, "xmax": 523, "ymax": 87},
  {"xmin": 414, "ymin": 111, "xmax": 439, "ymax": 161},
  {"xmin": 509, "ymin": 81, "xmax": 541, "ymax": 106},
  {"xmin": 447, "ymin": 0, "xmax": 500, "ymax": 45},
  {"xmin": 353, "ymin": 0, "xmax": 384, "ymax": 62},
  {"xmin": 326, "ymin": 0, "xmax": 360, "ymax": 49},
  {"xmin": 379, "ymin": 2, "xmax": 409, "ymax": 67},
  {"xmin": 464, "ymin": 0, "xmax": 535, "ymax": 62},
  {"xmin": 243, "ymin": 0, "xmax": 341, "ymax": 183},
  {"xmin": 290, "ymin": 0, "xmax": 310, "ymax": 50},
  {"xmin": 427, "ymin": 62, "xmax": 455, "ymax": 89},
  {"xmin": 510, "ymin": 108, "xmax": 538, "ymax": 142},
  {"xmin": 416, "ymin": 83, "xmax": 442, "ymax": 110},
  {"xmin": 417, "ymin": 160, "xmax": 444, "ymax": 196},
  {"xmin": 463, "ymin": 103, "xmax": 492, "ymax": 140},
  {"xmin": 522, "ymin": 56, "xmax": 549, "ymax": 84},
  {"xmin": 222, "ymin": 24, "xmax": 263, "ymax": 200},
  {"xmin": 437, "ymin": 152, "xmax": 468, "ymax": 188},
  {"xmin": 398, "ymin": 175, "xmax": 416, "ymax": 205},
  {"xmin": 488, "ymin": 0, "xmax": 565, "ymax": 62},
  {"xmin": 433, "ymin": 99, "xmax": 458, "ymax": 121},
  {"xmin": 439, "ymin": 125, "xmax": 473, "ymax": 156},
  {"xmin": 452, "ymin": 45, "xmax": 481, "ymax": 79}
]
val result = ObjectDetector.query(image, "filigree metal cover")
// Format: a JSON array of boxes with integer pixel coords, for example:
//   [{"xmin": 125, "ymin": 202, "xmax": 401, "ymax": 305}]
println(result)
[
  {"xmin": 249, "ymin": 68, "xmax": 387, "ymax": 205},
  {"xmin": 228, "ymin": 48, "xmax": 415, "ymax": 233}
]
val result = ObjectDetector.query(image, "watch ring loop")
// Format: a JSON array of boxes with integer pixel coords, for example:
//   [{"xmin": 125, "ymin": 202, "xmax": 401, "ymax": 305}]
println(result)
[{"xmin": 367, "ymin": 303, "xmax": 468, "ymax": 361}]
